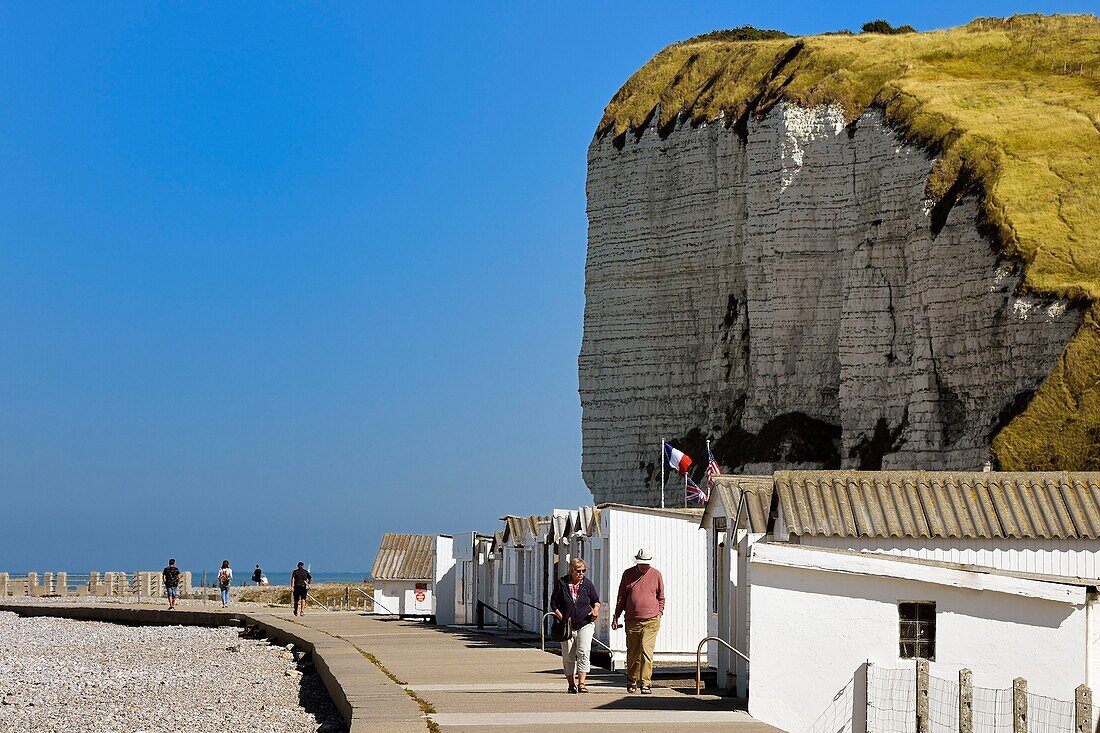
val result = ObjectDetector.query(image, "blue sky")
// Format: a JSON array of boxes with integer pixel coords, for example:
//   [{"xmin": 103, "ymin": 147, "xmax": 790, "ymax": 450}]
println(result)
[{"xmin": 0, "ymin": 2, "xmax": 1091, "ymax": 573}]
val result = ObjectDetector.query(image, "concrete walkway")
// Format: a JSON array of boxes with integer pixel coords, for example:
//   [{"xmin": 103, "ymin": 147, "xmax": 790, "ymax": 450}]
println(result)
[
  {"xmin": 279, "ymin": 610, "xmax": 780, "ymax": 733},
  {"xmin": 0, "ymin": 603, "xmax": 781, "ymax": 732}
]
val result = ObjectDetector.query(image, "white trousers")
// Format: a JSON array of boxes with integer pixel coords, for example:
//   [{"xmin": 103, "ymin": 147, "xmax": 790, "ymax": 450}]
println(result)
[{"xmin": 560, "ymin": 621, "xmax": 595, "ymax": 676}]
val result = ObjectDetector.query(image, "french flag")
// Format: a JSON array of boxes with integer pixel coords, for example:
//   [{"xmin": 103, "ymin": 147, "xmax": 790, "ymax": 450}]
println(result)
[{"xmin": 663, "ymin": 443, "xmax": 693, "ymax": 475}]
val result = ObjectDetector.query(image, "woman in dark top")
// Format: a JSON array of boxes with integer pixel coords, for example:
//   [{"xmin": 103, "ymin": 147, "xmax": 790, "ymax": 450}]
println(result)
[{"xmin": 550, "ymin": 557, "xmax": 601, "ymax": 693}]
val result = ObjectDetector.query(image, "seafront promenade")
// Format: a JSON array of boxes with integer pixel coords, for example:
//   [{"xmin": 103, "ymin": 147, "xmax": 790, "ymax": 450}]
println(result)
[{"xmin": 0, "ymin": 602, "xmax": 779, "ymax": 733}]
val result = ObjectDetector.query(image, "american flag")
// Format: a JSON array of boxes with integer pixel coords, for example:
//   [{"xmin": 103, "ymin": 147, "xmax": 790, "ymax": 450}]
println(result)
[
  {"xmin": 705, "ymin": 449, "xmax": 722, "ymax": 489},
  {"xmin": 686, "ymin": 476, "xmax": 709, "ymax": 506}
]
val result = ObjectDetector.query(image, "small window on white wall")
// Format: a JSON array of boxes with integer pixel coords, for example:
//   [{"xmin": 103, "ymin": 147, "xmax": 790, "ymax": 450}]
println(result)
[{"xmin": 898, "ymin": 601, "xmax": 936, "ymax": 660}]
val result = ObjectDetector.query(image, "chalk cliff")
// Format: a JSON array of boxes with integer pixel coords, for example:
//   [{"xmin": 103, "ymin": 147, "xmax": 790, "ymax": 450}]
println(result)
[{"xmin": 580, "ymin": 103, "xmax": 1083, "ymax": 504}]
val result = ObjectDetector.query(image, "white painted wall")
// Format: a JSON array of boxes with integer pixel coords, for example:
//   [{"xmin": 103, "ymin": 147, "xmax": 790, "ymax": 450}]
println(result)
[
  {"xmin": 703, "ymin": 492, "xmax": 762, "ymax": 694},
  {"xmin": 434, "ymin": 535, "xmax": 455, "ymax": 624},
  {"xmin": 373, "ymin": 579, "xmax": 431, "ymax": 616},
  {"xmin": 747, "ymin": 547, "xmax": 1092, "ymax": 733},
  {"xmin": 805, "ymin": 535, "xmax": 1100, "ymax": 579},
  {"xmin": 590, "ymin": 507, "xmax": 709, "ymax": 665}
]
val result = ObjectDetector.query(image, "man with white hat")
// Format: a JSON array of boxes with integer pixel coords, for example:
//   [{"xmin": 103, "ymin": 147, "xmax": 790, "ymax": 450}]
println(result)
[{"xmin": 611, "ymin": 547, "xmax": 665, "ymax": 694}]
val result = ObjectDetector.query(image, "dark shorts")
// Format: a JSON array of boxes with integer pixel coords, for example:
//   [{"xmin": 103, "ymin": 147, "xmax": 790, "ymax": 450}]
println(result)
[{"xmin": 293, "ymin": 586, "xmax": 308, "ymax": 603}]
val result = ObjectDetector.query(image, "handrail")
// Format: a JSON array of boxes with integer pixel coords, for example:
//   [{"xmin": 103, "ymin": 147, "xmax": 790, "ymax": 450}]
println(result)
[
  {"xmin": 306, "ymin": 592, "xmax": 332, "ymax": 611},
  {"xmin": 504, "ymin": 596, "xmax": 544, "ymax": 623},
  {"xmin": 695, "ymin": 636, "xmax": 750, "ymax": 695},
  {"xmin": 476, "ymin": 600, "xmax": 524, "ymax": 631},
  {"xmin": 539, "ymin": 612, "xmax": 558, "ymax": 651}
]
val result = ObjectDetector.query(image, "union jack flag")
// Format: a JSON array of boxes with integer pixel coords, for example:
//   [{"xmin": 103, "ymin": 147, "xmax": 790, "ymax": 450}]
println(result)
[
  {"xmin": 705, "ymin": 449, "xmax": 722, "ymax": 489},
  {"xmin": 686, "ymin": 476, "xmax": 709, "ymax": 506}
]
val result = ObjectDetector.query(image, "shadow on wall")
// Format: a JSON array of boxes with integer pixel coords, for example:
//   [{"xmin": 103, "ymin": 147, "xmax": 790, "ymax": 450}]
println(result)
[{"xmin": 804, "ymin": 663, "xmax": 865, "ymax": 733}]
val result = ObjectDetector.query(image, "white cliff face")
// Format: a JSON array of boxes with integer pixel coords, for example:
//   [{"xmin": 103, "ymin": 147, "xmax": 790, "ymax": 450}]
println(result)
[{"xmin": 580, "ymin": 104, "xmax": 1083, "ymax": 505}]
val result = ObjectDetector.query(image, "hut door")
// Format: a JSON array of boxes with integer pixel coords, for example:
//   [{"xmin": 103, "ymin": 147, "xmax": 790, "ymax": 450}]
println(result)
[{"xmin": 717, "ymin": 541, "xmax": 731, "ymax": 688}]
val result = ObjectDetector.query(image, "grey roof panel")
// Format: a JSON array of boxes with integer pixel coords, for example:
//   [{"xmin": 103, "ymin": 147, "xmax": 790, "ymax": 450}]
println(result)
[
  {"xmin": 371, "ymin": 533, "xmax": 435, "ymax": 581},
  {"xmin": 707, "ymin": 476, "xmax": 774, "ymax": 532},
  {"xmin": 775, "ymin": 471, "xmax": 1100, "ymax": 540}
]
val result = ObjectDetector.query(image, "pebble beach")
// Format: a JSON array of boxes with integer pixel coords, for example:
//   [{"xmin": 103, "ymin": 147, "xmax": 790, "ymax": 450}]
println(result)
[{"xmin": 0, "ymin": 611, "xmax": 342, "ymax": 733}]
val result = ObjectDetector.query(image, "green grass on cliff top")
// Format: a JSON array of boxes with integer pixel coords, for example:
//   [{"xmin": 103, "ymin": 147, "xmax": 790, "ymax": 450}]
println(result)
[{"xmin": 599, "ymin": 15, "xmax": 1100, "ymax": 470}]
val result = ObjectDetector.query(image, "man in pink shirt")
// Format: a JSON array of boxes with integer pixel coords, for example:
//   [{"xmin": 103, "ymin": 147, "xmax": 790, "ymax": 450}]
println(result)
[{"xmin": 611, "ymin": 548, "xmax": 664, "ymax": 694}]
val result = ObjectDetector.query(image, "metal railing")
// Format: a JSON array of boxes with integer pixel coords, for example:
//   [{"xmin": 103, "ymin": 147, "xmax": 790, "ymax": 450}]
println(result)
[
  {"xmin": 476, "ymin": 600, "xmax": 524, "ymax": 631},
  {"xmin": 504, "ymin": 596, "xmax": 545, "ymax": 627},
  {"xmin": 538, "ymin": 612, "xmax": 558, "ymax": 650},
  {"xmin": 305, "ymin": 592, "xmax": 332, "ymax": 611},
  {"xmin": 695, "ymin": 636, "xmax": 750, "ymax": 695}
]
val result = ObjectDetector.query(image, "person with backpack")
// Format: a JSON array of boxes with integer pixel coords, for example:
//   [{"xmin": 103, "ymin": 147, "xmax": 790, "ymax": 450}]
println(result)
[
  {"xmin": 162, "ymin": 558, "xmax": 181, "ymax": 610},
  {"xmin": 251, "ymin": 565, "xmax": 263, "ymax": 585},
  {"xmin": 217, "ymin": 560, "xmax": 233, "ymax": 607},
  {"xmin": 291, "ymin": 562, "xmax": 312, "ymax": 616}
]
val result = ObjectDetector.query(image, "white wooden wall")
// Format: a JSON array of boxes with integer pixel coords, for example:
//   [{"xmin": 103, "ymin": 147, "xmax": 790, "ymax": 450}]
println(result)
[
  {"xmin": 804, "ymin": 536, "xmax": 1100, "ymax": 579},
  {"xmin": 590, "ymin": 508, "xmax": 709, "ymax": 661}
]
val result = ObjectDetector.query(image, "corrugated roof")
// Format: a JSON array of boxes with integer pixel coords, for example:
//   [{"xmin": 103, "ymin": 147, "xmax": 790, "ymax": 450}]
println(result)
[
  {"xmin": 596, "ymin": 503, "xmax": 703, "ymax": 520},
  {"xmin": 704, "ymin": 476, "xmax": 775, "ymax": 533},
  {"xmin": 500, "ymin": 515, "xmax": 547, "ymax": 546},
  {"xmin": 370, "ymin": 533, "xmax": 435, "ymax": 581},
  {"xmin": 775, "ymin": 471, "xmax": 1100, "ymax": 540}
]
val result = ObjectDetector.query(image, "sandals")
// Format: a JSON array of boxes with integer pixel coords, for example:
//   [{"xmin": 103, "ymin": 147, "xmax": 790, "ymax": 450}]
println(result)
[
  {"xmin": 641, "ymin": 686, "xmax": 653, "ymax": 695},
  {"xmin": 577, "ymin": 684, "xmax": 589, "ymax": 693},
  {"xmin": 627, "ymin": 683, "xmax": 638, "ymax": 693},
  {"xmin": 568, "ymin": 684, "xmax": 578, "ymax": 694}
]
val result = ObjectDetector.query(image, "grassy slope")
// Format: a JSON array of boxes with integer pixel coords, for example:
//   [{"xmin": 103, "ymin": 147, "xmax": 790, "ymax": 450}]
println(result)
[{"xmin": 598, "ymin": 15, "xmax": 1100, "ymax": 469}]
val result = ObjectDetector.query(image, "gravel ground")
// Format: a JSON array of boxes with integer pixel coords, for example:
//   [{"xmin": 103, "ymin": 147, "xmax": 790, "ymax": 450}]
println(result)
[{"xmin": 0, "ymin": 612, "xmax": 343, "ymax": 733}]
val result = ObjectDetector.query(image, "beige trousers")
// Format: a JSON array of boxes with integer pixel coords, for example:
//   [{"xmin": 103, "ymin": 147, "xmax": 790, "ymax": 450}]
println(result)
[{"xmin": 625, "ymin": 616, "xmax": 661, "ymax": 686}]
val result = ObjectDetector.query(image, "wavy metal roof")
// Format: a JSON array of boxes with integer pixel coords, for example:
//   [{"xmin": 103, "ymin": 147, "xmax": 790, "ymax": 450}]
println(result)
[
  {"xmin": 775, "ymin": 471, "xmax": 1100, "ymax": 540},
  {"xmin": 370, "ymin": 533, "xmax": 435, "ymax": 581},
  {"xmin": 706, "ymin": 475, "xmax": 775, "ymax": 533}
]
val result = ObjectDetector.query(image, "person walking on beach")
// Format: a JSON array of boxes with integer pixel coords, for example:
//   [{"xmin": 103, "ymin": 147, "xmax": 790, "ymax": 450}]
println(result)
[
  {"xmin": 252, "ymin": 565, "xmax": 263, "ymax": 585},
  {"xmin": 162, "ymin": 558, "xmax": 181, "ymax": 610},
  {"xmin": 611, "ymin": 548, "xmax": 664, "ymax": 694},
  {"xmin": 291, "ymin": 562, "xmax": 312, "ymax": 616},
  {"xmin": 217, "ymin": 560, "xmax": 233, "ymax": 607},
  {"xmin": 550, "ymin": 557, "xmax": 600, "ymax": 694}
]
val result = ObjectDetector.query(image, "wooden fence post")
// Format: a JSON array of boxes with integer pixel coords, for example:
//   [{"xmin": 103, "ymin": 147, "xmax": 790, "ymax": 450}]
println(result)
[
  {"xmin": 916, "ymin": 659, "xmax": 930, "ymax": 733},
  {"xmin": 959, "ymin": 668, "xmax": 973, "ymax": 733},
  {"xmin": 1012, "ymin": 677, "xmax": 1027, "ymax": 733},
  {"xmin": 1075, "ymin": 685, "xmax": 1092, "ymax": 733}
]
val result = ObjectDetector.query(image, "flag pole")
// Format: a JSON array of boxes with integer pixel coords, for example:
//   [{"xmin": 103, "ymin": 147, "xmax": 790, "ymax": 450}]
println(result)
[
  {"xmin": 683, "ymin": 471, "xmax": 687, "ymax": 508},
  {"xmin": 660, "ymin": 440, "xmax": 666, "ymax": 510}
]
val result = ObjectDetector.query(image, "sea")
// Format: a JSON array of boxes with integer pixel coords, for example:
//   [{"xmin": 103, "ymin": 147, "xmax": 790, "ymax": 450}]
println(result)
[{"xmin": 233, "ymin": 570, "xmax": 370, "ymax": 587}]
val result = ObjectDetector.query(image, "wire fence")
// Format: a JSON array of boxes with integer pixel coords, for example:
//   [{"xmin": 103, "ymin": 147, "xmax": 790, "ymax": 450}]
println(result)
[
  {"xmin": 868, "ymin": 666, "xmax": 916, "ymax": 733},
  {"xmin": 807, "ymin": 674, "xmax": 856, "ymax": 733},
  {"xmin": 866, "ymin": 665, "xmax": 1099, "ymax": 733}
]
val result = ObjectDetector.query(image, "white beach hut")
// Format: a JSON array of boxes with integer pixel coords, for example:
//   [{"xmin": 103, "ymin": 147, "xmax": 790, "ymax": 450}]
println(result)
[
  {"xmin": 739, "ymin": 470, "xmax": 1100, "ymax": 733},
  {"xmin": 699, "ymin": 475, "xmax": 773, "ymax": 695},
  {"xmin": 370, "ymin": 533, "xmax": 447, "ymax": 618},
  {"xmin": 586, "ymin": 503, "xmax": 709, "ymax": 670},
  {"xmin": 497, "ymin": 514, "xmax": 551, "ymax": 632},
  {"xmin": 435, "ymin": 531, "xmax": 497, "ymax": 626}
]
